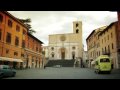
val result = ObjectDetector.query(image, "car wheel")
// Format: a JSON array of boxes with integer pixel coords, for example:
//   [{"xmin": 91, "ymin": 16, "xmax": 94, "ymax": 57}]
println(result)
[
  {"xmin": 98, "ymin": 70, "xmax": 101, "ymax": 74},
  {"xmin": 107, "ymin": 71, "xmax": 111, "ymax": 74},
  {"xmin": 0, "ymin": 73, "xmax": 4, "ymax": 79}
]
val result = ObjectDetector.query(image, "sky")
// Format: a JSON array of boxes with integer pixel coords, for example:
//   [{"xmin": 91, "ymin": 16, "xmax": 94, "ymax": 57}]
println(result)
[{"xmin": 8, "ymin": 11, "xmax": 117, "ymax": 51}]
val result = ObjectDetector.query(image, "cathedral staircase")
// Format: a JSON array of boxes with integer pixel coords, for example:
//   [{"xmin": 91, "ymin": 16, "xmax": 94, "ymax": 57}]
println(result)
[{"xmin": 45, "ymin": 59, "xmax": 75, "ymax": 67}]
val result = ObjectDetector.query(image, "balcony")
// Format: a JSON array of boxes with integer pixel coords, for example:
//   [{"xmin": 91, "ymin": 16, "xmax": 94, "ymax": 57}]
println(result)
[{"xmin": 102, "ymin": 52, "xmax": 110, "ymax": 56}]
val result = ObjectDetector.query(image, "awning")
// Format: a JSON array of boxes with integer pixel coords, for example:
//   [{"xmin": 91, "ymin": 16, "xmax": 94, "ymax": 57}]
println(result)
[
  {"xmin": 0, "ymin": 57, "xmax": 23, "ymax": 62},
  {"xmin": 0, "ymin": 57, "xmax": 13, "ymax": 61},
  {"xmin": 13, "ymin": 59, "xmax": 23, "ymax": 62}
]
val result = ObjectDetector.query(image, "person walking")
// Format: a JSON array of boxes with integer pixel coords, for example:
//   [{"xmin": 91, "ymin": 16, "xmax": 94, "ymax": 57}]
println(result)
[{"xmin": 44, "ymin": 65, "xmax": 46, "ymax": 69}]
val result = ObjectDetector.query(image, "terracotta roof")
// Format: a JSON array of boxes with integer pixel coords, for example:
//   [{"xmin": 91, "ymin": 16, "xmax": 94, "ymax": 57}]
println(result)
[
  {"xmin": 28, "ymin": 33, "xmax": 43, "ymax": 44},
  {"xmin": 1, "ymin": 11, "xmax": 43, "ymax": 44},
  {"xmin": 86, "ymin": 30, "xmax": 95, "ymax": 41},
  {"xmin": 1, "ymin": 11, "xmax": 29, "ymax": 30},
  {"xmin": 98, "ymin": 21, "xmax": 117, "ymax": 36}
]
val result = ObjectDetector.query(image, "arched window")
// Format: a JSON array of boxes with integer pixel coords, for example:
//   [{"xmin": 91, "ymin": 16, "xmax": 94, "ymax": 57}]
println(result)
[
  {"xmin": 6, "ymin": 32, "xmax": 11, "ymax": 43},
  {"xmin": 51, "ymin": 47, "xmax": 54, "ymax": 51},
  {"xmin": 0, "ymin": 14, "xmax": 3, "ymax": 22},
  {"xmin": 15, "ymin": 36, "xmax": 19, "ymax": 46},
  {"xmin": 76, "ymin": 23, "xmax": 79, "ymax": 27},
  {"xmin": 72, "ymin": 46, "xmax": 76, "ymax": 50},
  {"xmin": 51, "ymin": 52, "xmax": 54, "ymax": 58},
  {"xmin": 8, "ymin": 19, "xmax": 13, "ymax": 28},
  {"xmin": 76, "ymin": 29, "xmax": 79, "ymax": 33},
  {"xmin": 16, "ymin": 25, "xmax": 20, "ymax": 32}
]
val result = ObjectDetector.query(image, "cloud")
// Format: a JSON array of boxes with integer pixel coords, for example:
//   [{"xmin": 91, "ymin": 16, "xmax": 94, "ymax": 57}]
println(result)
[{"xmin": 8, "ymin": 11, "xmax": 117, "ymax": 51}]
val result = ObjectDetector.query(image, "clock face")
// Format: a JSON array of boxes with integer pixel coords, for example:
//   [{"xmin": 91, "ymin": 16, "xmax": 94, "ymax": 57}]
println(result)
[{"xmin": 60, "ymin": 35, "xmax": 66, "ymax": 41}]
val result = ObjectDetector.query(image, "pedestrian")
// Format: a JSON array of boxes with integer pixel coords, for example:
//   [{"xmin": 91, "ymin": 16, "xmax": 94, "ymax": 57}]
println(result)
[
  {"xmin": 83, "ymin": 64, "xmax": 85, "ymax": 68},
  {"xmin": 111, "ymin": 64, "xmax": 113, "ymax": 69},
  {"xmin": 44, "ymin": 65, "xmax": 46, "ymax": 69}
]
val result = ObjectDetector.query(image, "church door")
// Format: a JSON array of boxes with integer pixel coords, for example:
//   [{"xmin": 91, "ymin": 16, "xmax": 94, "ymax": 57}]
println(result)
[
  {"xmin": 72, "ymin": 51, "xmax": 75, "ymax": 60},
  {"xmin": 72, "ymin": 54, "xmax": 75, "ymax": 60},
  {"xmin": 61, "ymin": 52, "xmax": 65, "ymax": 60},
  {"xmin": 61, "ymin": 48, "xmax": 65, "ymax": 60}
]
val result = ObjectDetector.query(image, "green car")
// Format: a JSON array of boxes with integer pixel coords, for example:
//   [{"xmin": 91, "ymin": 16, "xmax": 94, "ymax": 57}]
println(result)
[
  {"xmin": 94, "ymin": 55, "xmax": 112, "ymax": 74},
  {"xmin": 0, "ymin": 65, "xmax": 16, "ymax": 77}
]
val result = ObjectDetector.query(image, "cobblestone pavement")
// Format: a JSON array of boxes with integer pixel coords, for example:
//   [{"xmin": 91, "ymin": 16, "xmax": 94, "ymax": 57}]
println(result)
[{"xmin": 3, "ymin": 67, "xmax": 120, "ymax": 79}]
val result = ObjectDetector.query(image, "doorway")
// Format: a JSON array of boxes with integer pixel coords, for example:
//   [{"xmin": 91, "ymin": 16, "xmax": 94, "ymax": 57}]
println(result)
[
  {"xmin": 36, "ymin": 60, "xmax": 37, "ymax": 68},
  {"xmin": 13, "ymin": 62, "xmax": 17, "ymax": 69},
  {"xmin": 61, "ymin": 52, "xmax": 65, "ymax": 59},
  {"xmin": 72, "ymin": 51, "xmax": 75, "ymax": 60},
  {"xmin": 61, "ymin": 48, "xmax": 65, "ymax": 60},
  {"xmin": 26, "ymin": 59, "xmax": 29, "ymax": 68}
]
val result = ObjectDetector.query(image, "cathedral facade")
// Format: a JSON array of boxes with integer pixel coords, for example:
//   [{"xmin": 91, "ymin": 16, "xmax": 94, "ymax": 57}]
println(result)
[{"xmin": 48, "ymin": 21, "xmax": 83, "ymax": 60}]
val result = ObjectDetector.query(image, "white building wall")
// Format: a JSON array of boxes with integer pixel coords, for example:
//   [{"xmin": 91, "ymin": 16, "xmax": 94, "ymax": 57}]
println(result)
[
  {"xmin": 49, "ymin": 42, "xmax": 79, "ymax": 60},
  {"xmin": 48, "ymin": 21, "xmax": 83, "ymax": 60}
]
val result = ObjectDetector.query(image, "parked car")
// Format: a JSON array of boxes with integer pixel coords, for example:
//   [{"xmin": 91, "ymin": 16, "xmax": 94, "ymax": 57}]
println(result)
[
  {"xmin": 0, "ymin": 72, "xmax": 4, "ymax": 79},
  {"xmin": 0, "ymin": 65, "xmax": 16, "ymax": 77}
]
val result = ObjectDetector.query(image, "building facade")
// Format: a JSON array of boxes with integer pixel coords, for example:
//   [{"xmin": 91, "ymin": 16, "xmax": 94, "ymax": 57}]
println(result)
[
  {"xmin": 116, "ymin": 11, "xmax": 120, "ymax": 68},
  {"xmin": 0, "ymin": 11, "xmax": 43, "ymax": 69},
  {"xmin": 86, "ymin": 26, "xmax": 107, "ymax": 67},
  {"xmin": 24, "ymin": 33, "xmax": 43, "ymax": 68},
  {"xmin": 82, "ymin": 51, "xmax": 88, "ymax": 67},
  {"xmin": 48, "ymin": 21, "xmax": 83, "ymax": 60},
  {"xmin": 86, "ymin": 22, "xmax": 120, "ymax": 69},
  {"xmin": 42, "ymin": 46, "xmax": 49, "ymax": 60}
]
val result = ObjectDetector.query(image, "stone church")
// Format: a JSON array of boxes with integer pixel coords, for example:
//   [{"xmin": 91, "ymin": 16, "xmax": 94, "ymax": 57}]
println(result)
[{"xmin": 48, "ymin": 21, "xmax": 83, "ymax": 60}]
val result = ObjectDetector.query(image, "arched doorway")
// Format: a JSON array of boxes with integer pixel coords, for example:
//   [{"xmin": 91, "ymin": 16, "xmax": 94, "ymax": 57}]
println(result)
[
  {"xmin": 72, "ymin": 51, "xmax": 75, "ymax": 60},
  {"xmin": 51, "ymin": 52, "xmax": 55, "ymax": 59},
  {"xmin": 61, "ymin": 47, "xmax": 65, "ymax": 60}
]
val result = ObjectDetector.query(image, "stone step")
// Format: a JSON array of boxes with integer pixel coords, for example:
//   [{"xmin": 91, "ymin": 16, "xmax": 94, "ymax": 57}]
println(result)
[{"xmin": 45, "ymin": 59, "xmax": 75, "ymax": 67}]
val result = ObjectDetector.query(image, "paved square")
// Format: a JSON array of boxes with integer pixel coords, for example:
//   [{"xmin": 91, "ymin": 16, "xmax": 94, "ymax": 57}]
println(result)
[{"xmin": 3, "ymin": 67, "xmax": 120, "ymax": 79}]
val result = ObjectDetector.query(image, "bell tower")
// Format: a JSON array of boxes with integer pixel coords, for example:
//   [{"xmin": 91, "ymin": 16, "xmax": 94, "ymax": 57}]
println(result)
[
  {"xmin": 73, "ymin": 21, "xmax": 82, "ymax": 34},
  {"xmin": 73, "ymin": 21, "xmax": 83, "ymax": 60}
]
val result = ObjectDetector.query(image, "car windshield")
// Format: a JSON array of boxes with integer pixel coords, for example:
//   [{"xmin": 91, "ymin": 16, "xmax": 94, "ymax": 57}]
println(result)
[{"xmin": 100, "ymin": 58, "xmax": 110, "ymax": 62}]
